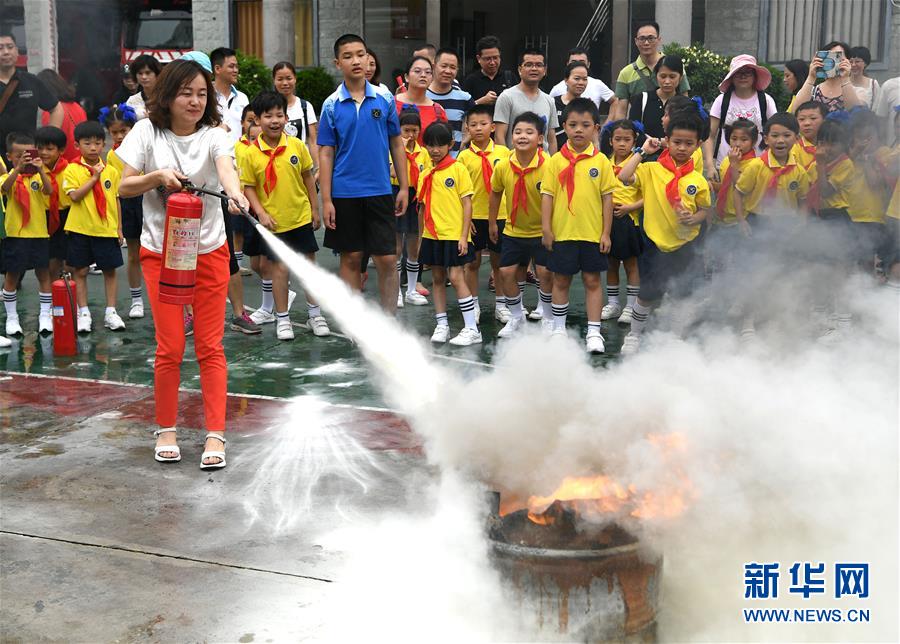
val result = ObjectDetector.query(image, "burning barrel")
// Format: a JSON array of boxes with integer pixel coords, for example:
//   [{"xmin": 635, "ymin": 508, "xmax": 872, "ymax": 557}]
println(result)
[{"xmin": 488, "ymin": 495, "xmax": 662, "ymax": 642}]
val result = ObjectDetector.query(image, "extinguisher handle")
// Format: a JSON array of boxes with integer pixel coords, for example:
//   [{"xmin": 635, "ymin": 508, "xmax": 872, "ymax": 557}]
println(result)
[{"xmin": 179, "ymin": 180, "xmax": 257, "ymax": 225}]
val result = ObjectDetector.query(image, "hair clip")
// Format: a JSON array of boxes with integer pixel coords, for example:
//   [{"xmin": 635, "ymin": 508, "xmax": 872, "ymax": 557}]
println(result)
[
  {"xmin": 632, "ymin": 120, "xmax": 645, "ymax": 134},
  {"xmin": 691, "ymin": 96, "xmax": 709, "ymax": 121},
  {"xmin": 825, "ymin": 110, "xmax": 850, "ymax": 123}
]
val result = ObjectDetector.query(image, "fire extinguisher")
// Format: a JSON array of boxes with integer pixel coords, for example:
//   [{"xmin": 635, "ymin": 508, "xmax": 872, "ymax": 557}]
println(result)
[
  {"xmin": 51, "ymin": 272, "xmax": 78, "ymax": 356},
  {"xmin": 159, "ymin": 190, "xmax": 204, "ymax": 305}
]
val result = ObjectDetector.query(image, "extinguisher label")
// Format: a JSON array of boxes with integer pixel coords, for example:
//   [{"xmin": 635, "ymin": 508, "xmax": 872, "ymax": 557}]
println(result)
[
  {"xmin": 164, "ymin": 217, "xmax": 203, "ymax": 271},
  {"xmin": 52, "ymin": 306, "xmax": 65, "ymax": 317}
]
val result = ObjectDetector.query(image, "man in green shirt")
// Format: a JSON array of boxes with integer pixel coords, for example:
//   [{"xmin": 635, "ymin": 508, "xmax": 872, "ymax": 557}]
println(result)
[{"xmin": 609, "ymin": 21, "xmax": 690, "ymax": 120}]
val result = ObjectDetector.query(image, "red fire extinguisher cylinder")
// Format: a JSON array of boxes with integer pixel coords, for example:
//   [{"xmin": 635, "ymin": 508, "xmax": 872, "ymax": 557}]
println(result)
[
  {"xmin": 159, "ymin": 191, "xmax": 204, "ymax": 305},
  {"xmin": 51, "ymin": 275, "xmax": 78, "ymax": 356}
]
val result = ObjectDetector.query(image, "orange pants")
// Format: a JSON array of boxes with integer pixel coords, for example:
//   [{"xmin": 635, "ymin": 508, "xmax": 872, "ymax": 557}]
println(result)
[{"xmin": 141, "ymin": 243, "xmax": 231, "ymax": 431}]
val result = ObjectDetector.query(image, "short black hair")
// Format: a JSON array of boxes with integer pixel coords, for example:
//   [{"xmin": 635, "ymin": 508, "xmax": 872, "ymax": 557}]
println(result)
[
  {"xmin": 783, "ymin": 59, "xmax": 810, "ymax": 92},
  {"xmin": 130, "ymin": 54, "xmax": 162, "ymax": 80},
  {"xmin": 475, "ymin": 35, "xmax": 501, "ymax": 56},
  {"xmin": 654, "ymin": 55, "xmax": 684, "ymax": 77},
  {"xmin": 763, "ymin": 112, "xmax": 799, "ymax": 136},
  {"xmin": 518, "ymin": 47, "xmax": 545, "ymax": 66},
  {"xmin": 422, "ymin": 122, "xmax": 453, "ymax": 147},
  {"xmin": 434, "ymin": 48, "xmax": 459, "ymax": 64},
  {"xmin": 822, "ymin": 41, "xmax": 851, "ymax": 55},
  {"xmin": 564, "ymin": 60, "xmax": 589, "ymax": 79},
  {"xmin": 334, "ymin": 33, "xmax": 366, "ymax": 58},
  {"xmin": 5, "ymin": 132, "xmax": 34, "ymax": 149},
  {"xmin": 512, "ymin": 111, "xmax": 545, "ymax": 133},
  {"xmin": 848, "ymin": 46, "xmax": 871, "ymax": 66},
  {"xmin": 405, "ymin": 55, "xmax": 433, "ymax": 75},
  {"xmin": 35, "ymin": 126, "xmax": 68, "ymax": 150},
  {"xmin": 665, "ymin": 112, "xmax": 704, "ymax": 139},
  {"xmin": 240, "ymin": 104, "xmax": 255, "ymax": 121},
  {"xmin": 465, "ymin": 104, "xmax": 494, "ymax": 122},
  {"xmin": 210, "ymin": 47, "xmax": 237, "ymax": 71},
  {"xmin": 73, "ymin": 120, "xmax": 106, "ymax": 142},
  {"xmin": 726, "ymin": 117, "xmax": 760, "ymax": 144},
  {"xmin": 567, "ymin": 47, "xmax": 589, "ymax": 60},
  {"xmin": 562, "ymin": 97, "xmax": 600, "ymax": 125},
  {"xmin": 251, "ymin": 90, "xmax": 288, "ymax": 116},
  {"xmin": 634, "ymin": 20, "xmax": 660, "ymax": 37},
  {"xmin": 665, "ymin": 95, "xmax": 710, "ymax": 139},
  {"xmin": 399, "ymin": 108, "xmax": 422, "ymax": 128},
  {"xmin": 417, "ymin": 44, "xmax": 437, "ymax": 55},
  {"xmin": 0, "ymin": 32, "xmax": 16, "ymax": 44},
  {"xmin": 817, "ymin": 120, "xmax": 847, "ymax": 148},
  {"xmin": 795, "ymin": 101, "xmax": 827, "ymax": 118}
]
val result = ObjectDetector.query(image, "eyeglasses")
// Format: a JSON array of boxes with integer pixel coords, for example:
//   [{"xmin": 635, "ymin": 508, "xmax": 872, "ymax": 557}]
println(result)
[
  {"xmin": 521, "ymin": 62, "xmax": 545, "ymax": 69},
  {"xmin": 733, "ymin": 69, "xmax": 755, "ymax": 77},
  {"xmin": 409, "ymin": 68, "xmax": 433, "ymax": 76},
  {"xmin": 635, "ymin": 35, "xmax": 658, "ymax": 43}
]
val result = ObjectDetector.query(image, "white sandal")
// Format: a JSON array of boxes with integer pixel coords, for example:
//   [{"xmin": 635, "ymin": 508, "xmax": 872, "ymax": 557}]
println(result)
[
  {"xmin": 154, "ymin": 428, "xmax": 181, "ymax": 463},
  {"xmin": 200, "ymin": 433, "xmax": 226, "ymax": 470}
]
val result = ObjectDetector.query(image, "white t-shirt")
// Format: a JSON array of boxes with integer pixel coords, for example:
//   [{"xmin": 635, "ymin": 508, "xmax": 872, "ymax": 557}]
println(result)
[
  {"xmin": 114, "ymin": 119, "xmax": 234, "ymax": 254},
  {"xmin": 285, "ymin": 97, "xmax": 318, "ymax": 145},
  {"xmin": 549, "ymin": 76, "xmax": 615, "ymax": 108},
  {"xmin": 125, "ymin": 91, "xmax": 148, "ymax": 120},
  {"xmin": 216, "ymin": 85, "xmax": 250, "ymax": 145},
  {"xmin": 710, "ymin": 91, "xmax": 778, "ymax": 165}
]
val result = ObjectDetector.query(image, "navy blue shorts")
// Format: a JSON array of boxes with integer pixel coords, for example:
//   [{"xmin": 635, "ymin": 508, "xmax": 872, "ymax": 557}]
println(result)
[
  {"xmin": 66, "ymin": 232, "xmax": 123, "ymax": 270},
  {"xmin": 48, "ymin": 208, "xmax": 69, "ymax": 261},
  {"xmin": 852, "ymin": 221, "xmax": 884, "ymax": 263},
  {"xmin": 324, "ymin": 194, "xmax": 396, "ymax": 256},
  {"xmin": 879, "ymin": 218, "xmax": 900, "ymax": 267},
  {"xmin": 120, "ymin": 196, "xmax": 143, "ymax": 240},
  {"xmin": 242, "ymin": 221, "xmax": 263, "ymax": 257},
  {"xmin": 220, "ymin": 198, "xmax": 240, "ymax": 276},
  {"xmin": 609, "ymin": 214, "xmax": 643, "ymax": 261},
  {"xmin": 264, "ymin": 223, "xmax": 319, "ymax": 261},
  {"xmin": 499, "ymin": 235, "xmax": 548, "ymax": 267},
  {"xmin": 231, "ymin": 212, "xmax": 254, "ymax": 238},
  {"xmin": 394, "ymin": 186, "xmax": 419, "ymax": 234},
  {"xmin": 419, "ymin": 237, "xmax": 476, "ymax": 267},
  {"xmin": 2, "ymin": 237, "xmax": 49, "ymax": 274},
  {"xmin": 546, "ymin": 240, "xmax": 608, "ymax": 275},
  {"xmin": 471, "ymin": 218, "xmax": 503, "ymax": 253},
  {"xmin": 637, "ymin": 231, "xmax": 699, "ymax": 302}
]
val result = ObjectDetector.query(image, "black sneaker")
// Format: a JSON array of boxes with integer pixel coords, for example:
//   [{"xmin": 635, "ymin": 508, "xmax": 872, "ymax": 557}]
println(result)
[{"xmin": 230, "ymin": 313, "xmax": 262, "ymax": 335}]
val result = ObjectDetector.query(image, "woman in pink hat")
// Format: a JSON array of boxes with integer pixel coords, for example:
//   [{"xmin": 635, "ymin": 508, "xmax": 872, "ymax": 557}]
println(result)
[{"xmin": 708, "ymin": 54, "xmax": 778, "ymax": 168}]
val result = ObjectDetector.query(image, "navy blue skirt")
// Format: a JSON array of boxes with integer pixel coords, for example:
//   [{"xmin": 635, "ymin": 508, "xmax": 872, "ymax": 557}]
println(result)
[{"xmin": 419, "ymin": 237, "xmax": 476, "ymax": 267}]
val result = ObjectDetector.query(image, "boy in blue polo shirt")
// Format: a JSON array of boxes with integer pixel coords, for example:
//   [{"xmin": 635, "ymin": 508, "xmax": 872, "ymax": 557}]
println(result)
[{"xmin": 318, "ymin": 33, "xmax": 410, "ymax": 313}]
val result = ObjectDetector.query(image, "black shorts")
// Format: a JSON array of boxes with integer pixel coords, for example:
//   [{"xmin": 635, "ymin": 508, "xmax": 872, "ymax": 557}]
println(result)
[
  {"xmin": 471, "ymin": 218, "xmax": 503, "ymax": 253},
  {"xmin": 221, "ymin": 198, "xmax": 239, "ymax": 276},
  {"xmin": 851, "ymin": 221, "xmax": 884, "ymax": 263},
  {"xmin": 324, "ymin": 194, "xmax": 396, "ymax": 256},
  {"xmin": 66, "ymin": 232, "xmax": 123, "ymax": 270},
  {"xmin": 637, "ymin": 231, "xmax": 699, "ymax": 302},
  {"xmin": 546, "ymin": 240, "xmax": 608, "ymax": 275},
  {"xmin": 48, "ymin": 208, "xmax": 69, "ymax": 261},
  {"xmin": 264, "ymin": 223, "xmax": 319, "ymax": 261},
  {"xmin": 120, "ymin": 196, "xmax": 144, "ymax": 240},
  {"xmin": 394, "ymin": 186, "xmax": 419, "ymax": 234},
  {"xmin": 499, "ymin": 235, "xmax": 548, "ymax": 267},
  {"xmin": 243, "ymin": 221, "xmax": 263, "ymax": 257},
  {"xmin": 878, "ymin": 218, "xmax": 900, "ymax": 267},
  {"xmin": 418, "ymin": 237, "xmax": 476, "ymax": 267},
  {"xmin": 231, "ymin": 212, "xmax": 254, "ymax": 238},
  {"xmin": 1, "ymin": 237, "xmax": 49, "ymax": 274},
  {"xmin": 815, "ymin": 208, "xmax": 853, "ymax": 262},
  {"xmin": 609, "ymin": 215, "xmax": 643, "ymax": 261}
]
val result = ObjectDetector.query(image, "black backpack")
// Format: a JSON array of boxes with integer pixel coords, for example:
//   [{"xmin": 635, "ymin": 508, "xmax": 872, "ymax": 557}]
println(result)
[{"xmin": 713, "ymin": 90, "xmax": 769, "ymax": 159}]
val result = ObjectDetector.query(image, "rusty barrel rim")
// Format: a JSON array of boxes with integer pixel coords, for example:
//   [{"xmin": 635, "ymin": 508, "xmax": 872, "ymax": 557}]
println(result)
[{"xmin": 489, "ymin": 539, "xmax": 640, "ymax": 559}]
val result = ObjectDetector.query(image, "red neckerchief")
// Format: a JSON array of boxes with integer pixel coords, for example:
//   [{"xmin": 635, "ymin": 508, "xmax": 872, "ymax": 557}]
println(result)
[
  {"xmin": 419, "ymin": 155, "xmax": 457, "ymax": 238},
  {"xmin": 47, "ymin": 157, "xmax": 69, "ymax": 234},
  {"xmin": 715, "ymin": 150, "xmax": 755, "ymax": 218},
  {"xmin": 255, "ymin": 136, "xmax": 287, "ymax": 195},
  {"xmin": 799, "ymin": 136, "xmax": 817, "ymax": 169},
  {"xmin": 806, "ymin": 154, "xmax": 849, "ymax": 213},
  {"xmin": 509, "ymin": 150, "xmax": 545, "ymax": 227},
  {"xmin": 471, "ymin": 141, "xmax": 495, "ymax": 194},
  {"xmin": 13, "ymin": 175, "xmax": 32, "ymax": 231},
  {"xmin": 239, "ymin": 137, "xmax": 252, "ymax": 146},
  {"xmin": 760, "ymin": 151, "xmax": 796, "ymax": 200},
  {"xmin": 405, "ymin": 144, "xmax": 422, "ymax": 201},
  {"xmin": 112, "ymin": 142, "xmax": 121, "ymax": 151},
  {"xmin": 657, "ymin": 149, "xmax": 695, "ymax": 208},
  {"xmin": 74, "ymin": 159, "xmax": 108, "ymax": 221},
  {"xmin": 558, "ymin": 143, "xmax": 599, "ymax": 213}
]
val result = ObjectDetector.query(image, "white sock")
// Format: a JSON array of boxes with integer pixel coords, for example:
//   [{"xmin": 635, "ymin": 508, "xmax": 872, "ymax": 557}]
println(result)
[
  {"xmin": 472, "ymin": 295, "xmax": 479, "ymax": 309},
  {"xmin": 552, "ymin": 301, "xmax": 568, "ymax": 331},
  {"xmin": 78, "ymin": 306, "xmax": 90, "ymax": 316},
  {"xmin": 459, "ymin": 296, "xmax": 477, "ymax": 329},
  {"xmin": 435, "ymin": 312, "xmax": 449, "ymax": 327},
  {"xmin": 517, "ymin": 280, "xmax": 526, "ymax": 294},
  {"xmin": 105, "ymin": 306, "xmax": 116, "ymax": 316},
  {"xmin": 2, "ymin": 289, "xmax": 17, "ymax": 318},
  {"xmin": 406, "ymin": 259, "xmax": 420, "ymax": 295},
  {"xmin": 235, "ymin": 250, "xmax": 244, "ymax": 263},
  {"xmin": 307, "ymin": 303, "xmax": 321, "ymax": 318},
  {"xmin": 39, "ymin": 292, "xmax": 51, "ymax": 316},
  {"xmin": 261, "ymin": 279, "xmax": 274, "ymax": 313},
  {"xmin": 607, "ymin": 285, "xmax": 620, "ymax": 307},
  {"xmin": 130, "ymin": 287, "xmax": 142, "ymax": 304},
  {"xmin": 496, "ymin": 294, "xmax": 508, "ymax": 308},
  {"xmin": 631, "ymin": 301, "xmax": 651, "ymax": 335},
  {"xmin": 539, "ymin": 289, "xmax": 552, "ymax": 319},
  {"xmin": 626, "ymin": 285, "xmax": 639, "ymax": 308},
  {"xmin": 507, "ymin": 293, "xmax": 524, "ymax": 320}
]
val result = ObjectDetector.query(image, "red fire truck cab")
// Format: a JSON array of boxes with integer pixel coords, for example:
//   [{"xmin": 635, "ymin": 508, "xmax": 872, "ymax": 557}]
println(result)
[{"xmin": 121, "ymin": 0, "xmax": 193, "ymax": 66}]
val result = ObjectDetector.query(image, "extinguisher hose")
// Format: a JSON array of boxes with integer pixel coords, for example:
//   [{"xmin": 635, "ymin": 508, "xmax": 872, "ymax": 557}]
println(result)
[
  {"xmin": 62, "ymin": 271, "xmax": 78, "ymax": 347},
  {"xmin": 179, "ymin": 181, "xmax": 259, "ymax": 227}
]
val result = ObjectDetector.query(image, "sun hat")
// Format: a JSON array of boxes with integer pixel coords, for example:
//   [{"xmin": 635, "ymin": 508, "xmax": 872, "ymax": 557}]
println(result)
[
  {"xmin": 719, "ymin": 54, "xmax": 772, "ymax": 93},
  {"xmin": 179, "ymin": 51, "xmax": 213, "ymax": 74}
]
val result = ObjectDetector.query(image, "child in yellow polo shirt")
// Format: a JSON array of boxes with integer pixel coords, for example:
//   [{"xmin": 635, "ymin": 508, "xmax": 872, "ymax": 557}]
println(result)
[
  {"xmin": 847, "ymin": 110, "xmax": 890, "ymax": 270},
  {"xmin": 489, "ymin": 111, "xmax": 551, "ymax": 337},
  {"xmin": 540, "ymin": 98, "xmax": 617, "ymax": 353},
  {"xmin": 240, "ymin": 91, "xmax": 329, "ymax": 342},
  {"xmin": 62, "ymin": 121, "xmax": 124, "ymax": 333},
  {"xmin": 457, "ymin": 105, "xmax": 510, "ymax": 322},
  {"xmin": 35, "ymin": 126, "xmax": 71, "ymax": 285},
  {"xmin": 416, "ymin": 122, "xmax": 478, "ymax": 346},
  {"xmin": 880, "ymin": 109, "xmax": 900, "ymax": 290},
  {"xmin": 1, "ymin": 132, "xmax": 53, "ymax": 337},
  {"xmin": 792, "ymin": 101, "xmax": 826, "ymax": 173},
  {"xmin": 617, "ymin": 111, "xmax": 711, "ymax": 355}
]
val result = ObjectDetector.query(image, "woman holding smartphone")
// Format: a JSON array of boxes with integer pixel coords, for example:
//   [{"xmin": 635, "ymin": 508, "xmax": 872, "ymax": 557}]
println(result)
[{"xmin": 791, "ymin": 41, "xmax": 861, "ymax": 114}]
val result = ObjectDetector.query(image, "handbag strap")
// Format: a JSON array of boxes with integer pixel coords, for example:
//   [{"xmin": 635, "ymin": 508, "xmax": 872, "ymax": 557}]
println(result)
[{"xmin": 0, "ymin": 78, "xmax": 20, "ymax": 115}]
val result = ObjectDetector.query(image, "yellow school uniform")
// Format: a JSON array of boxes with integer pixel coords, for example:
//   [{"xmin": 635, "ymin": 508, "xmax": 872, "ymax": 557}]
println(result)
[
  {"xmin": 234, "ymin": 137, "xmax": 255, "ymax": 182},
  {"xmin": 416, "ymin": 160, "xmax": 474, "ymax": 241},
  {"xmin": 540, "ymin": 143, "xmax": 617, "ymax": 243},
  {"xmin": 62, "ymin": 159, "xmax": 121, "ymax": 237},
  {"xmin": 457, "ymin": 140, "xmax": 509, "ymax": 219},
  {"xmin": 633, "ymin": 161, "xmax": 710, "ymax": 252},
  {"xmin": 391, "ymin": 141, "xmax": 431, "ymax": 189},
  {"xmin": 846, "ymin": 154, "xmax": 888, "ymax": 224},
  {"xmin": 239, "ymin": 133, "xmax": 314, "ymax": 233},
  {"xmin": 610, "ymin": 153, "xmax": 643, "ymax": 226},
  {"xmin": 817, "ymin": 157, "xmax": 855, "ymax": 211},
  {"xmin": 793, "ymin": 136, "xmax": 817, "ymax": 172},
  {"xmin": 45, "ymin": 159, "xmax": 72, "ymax": 212},
  {"xmin": 692, "ymin": 148, "xmax": 704, "ymax": 176},
  {"xmin": 106, "ymin": 148, "xmax": 124, "ymax": 174},
  {"xmin": 733, "ymin": 152, "xmax": 810, "ymax": 216},
  {"xmin": 1, "ymin": 172, "xmax": 49, "ymax": 237},
  {"xmin": 715, "ymin": 153, "xmax": 758, "ymax": 224},
  {"xmin": 0, "ymin": 157, "xmax": 5, "ymax": 225},
  {"xmin": 879, "ymin": 147, "xmax": 900, "ymax": 220},
  {"xmin": 491, "ymin": 150, "xmax": 547, "ymax": 239}
]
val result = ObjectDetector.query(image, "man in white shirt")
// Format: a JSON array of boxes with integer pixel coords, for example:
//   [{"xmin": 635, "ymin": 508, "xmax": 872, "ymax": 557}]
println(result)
[
  {"xmin": 211, "ymin": 47, "xmax": 249, "ymax": 145},
  {"xmin": 548, "ymin": 47, "xmax": 617, "ymax": 118}
]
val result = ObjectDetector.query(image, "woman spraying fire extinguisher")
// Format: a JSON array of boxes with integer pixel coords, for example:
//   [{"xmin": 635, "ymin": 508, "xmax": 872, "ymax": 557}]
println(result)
[{"xmin": 117, "ymin": 59, "xmax": 250, "ymax": 469}]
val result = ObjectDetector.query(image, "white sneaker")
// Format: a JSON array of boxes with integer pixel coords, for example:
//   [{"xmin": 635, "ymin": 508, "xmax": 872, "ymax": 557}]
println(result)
[
  {"xmin": 308, "ymin": 315, "xmax": 331, "ymax": 337},
  {"xmin": 550, "ymin": 327, "xmax": 567, "ymax": 339},
  {"xmin": 104, "ymin": 310, "xmax": 126, "ymax": 331},
  {"xmin": 397, "ymin": 291, "xmax": 405, "ymax": 308},
  {"xmin": 5, "ymin": 316, "xmax": 22, "ymax": 337},
  {"xmin": 431, "ymin": 324, "xmax": 450, "ymax": 344},
  {"xmin": 38, "ymin": 312, "xmax": 53, "ymax": 334},
  {"xmin": 239, "ymin": 266, "xmax": 253, "ymax": 276},
  {"xmin": 0, "ymin": 335, "xmax": 11, "ymax": 348},
  {"xmin": 601, "ymin": 302, "xmax": 623, "ymax": 320},
  {"xmin": 495, "ymin": 304, "xmax": 511, "ymax": 323},
  {"xmin": 449, "ymin": 327, "xmax": 482, "ymax": 346},
  {"xmin": 88, "ymin": 264, "xmax": 102, "ymax": 275},
  {"xmin": 405, "ymin": 291, "xmax": 428, "ymax": 306},
  {"xmin": 617, "ymin": 305, "xmax": 634, "ymax": 325},
  {"xmin": 620, "ymin": 332, "xmax": 641, "ymax": 355},
  {"xmin": 129, "ymin": 301, "xmax": 145, "ymax": 319},
  {"xmin": 498, "ymin": 316, "xmax": 524, "ymax": 338},
  {"xmin": 250, "ymin": 308, "xmax": 276, "ymax": 325},
  {"xmin": 541, "ymin": 319, "xmax": 554, "ymax": 335},
  {"xmin": 276, "ymin": 318, "xmax": 294, "ymax": 340},
  {"xmin": 527, "ymin": 307, "xmax": 543, "ymax": 321},
  {"xmin": 77, "ymin": 311, "xmax": 92, "ymax": 333},
  {"xmin": 287, "ymin": 289, "xmax": 297, "ymax": 311},
  {"xmin": 585, "ymin": 328, "xmax": 605, "ymax": 354}
]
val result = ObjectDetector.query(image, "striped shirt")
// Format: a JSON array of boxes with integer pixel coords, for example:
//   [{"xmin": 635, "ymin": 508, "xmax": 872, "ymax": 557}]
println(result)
[{"xmin": 427, "ymin": 86, "xmax": 475, "ymax": 156}]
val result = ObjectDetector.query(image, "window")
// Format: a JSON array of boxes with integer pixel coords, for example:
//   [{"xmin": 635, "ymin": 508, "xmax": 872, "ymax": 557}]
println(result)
[{"xmin": 294, "ymin": 0, "xmax": 314, "ymax": 67}]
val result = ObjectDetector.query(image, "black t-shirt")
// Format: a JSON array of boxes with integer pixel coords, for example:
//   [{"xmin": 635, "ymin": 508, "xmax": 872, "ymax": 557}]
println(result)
[
  {"xmin": 0, "ymin": 70, "xmax": 59, "ymax": 160},
  {"xmin": 462, "ymin": 69, "xmax": 517, "ymax": 103},
  {"xmin": 554, "ymin": 95, "xmax": 568, "ymax": 150},
  {"xmin": 628, "ymin": 91, "xmax": 666, "ymax": 140}
]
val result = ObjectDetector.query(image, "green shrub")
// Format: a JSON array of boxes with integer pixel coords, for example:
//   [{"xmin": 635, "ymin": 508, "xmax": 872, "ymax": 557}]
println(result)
[
  {"xmin": 296, "ymin": 67, "xmax": 337, "ymax": 114},
  {"xmin": 760, "ymin": 62, "xmax": 790, "ymax": 111},
  {"xmin": 662, "ymin": 42, "xmax": 730, "ymax": 109},
  {"xmin": 235, "ymin": 50, "xmax": 271, "ymax": 101}
]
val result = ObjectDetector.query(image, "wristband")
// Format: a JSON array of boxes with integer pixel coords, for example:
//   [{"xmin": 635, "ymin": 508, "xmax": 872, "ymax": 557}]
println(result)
[{"xmin": 632, "ymin": 146, "xmax": 646, "ymax": 157}]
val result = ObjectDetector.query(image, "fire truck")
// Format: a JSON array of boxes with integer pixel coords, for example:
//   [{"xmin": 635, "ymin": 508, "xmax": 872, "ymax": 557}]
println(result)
[{"xmin": 121, "ymin": 0, "xmax": 193, "ymax": 65}]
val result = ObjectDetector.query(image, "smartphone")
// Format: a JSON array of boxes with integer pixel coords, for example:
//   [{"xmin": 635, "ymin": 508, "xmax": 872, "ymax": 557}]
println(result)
[
  {"xmin": 816, "ymin": 50, "xmax": 843, "ymax": 79},
  {"xmin": 21, "ymin": 147, "xmax": 39, "ymax": 175}
]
